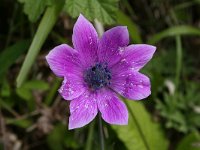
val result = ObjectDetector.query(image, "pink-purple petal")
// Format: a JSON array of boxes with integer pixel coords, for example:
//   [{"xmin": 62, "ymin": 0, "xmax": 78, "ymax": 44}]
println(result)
[
  {"xmin": 97, "ymin": 89, "xmax": 128, "ymax": 125},
  {"xmin": 111, "ymin": 71, "xmax": 151, "ymax": 100},
  {"xmin": 72, "ymin": 14, "xmax": 98, "ymax": 67},
  {"xmin": 122, "ymin": 44, "xmax": 156, "ymax": 71},
  {"xmin": 69, "ymin": 91, "xmax": 98, "ymax": 129},
  {"xmin": 58, "ymin": 75, "xmax": 85, "ymax": 100},
  {"xmin": 98, "ymin": 26, "xmax": 129, "ymax": 67},
  {"xmin": 46, "ymin": 44, "xmax": 81, "ymax": 77}
]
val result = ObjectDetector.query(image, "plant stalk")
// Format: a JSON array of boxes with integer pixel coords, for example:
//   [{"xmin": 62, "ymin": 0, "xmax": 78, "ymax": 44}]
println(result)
[
  {"xmin": 94, "ymin": 19, "xmax": 105, "ymax": 150},
  {"xmin": 98, "ymin": 114, "xmax": 105, "ymax": 150},
  {"xmin": 85, "ymin": 121, "xmax": 95, "ymax": 150},
  {"xmin": 16, "ymin": 1, "xmax": 64, "ymax": 87}
]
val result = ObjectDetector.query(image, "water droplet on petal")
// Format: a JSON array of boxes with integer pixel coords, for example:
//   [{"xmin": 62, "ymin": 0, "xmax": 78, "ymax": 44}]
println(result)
[
  {"xmin": 118, "ymin": 47, "xmax": 125, "ymax": 54},
  {"xmin": 138, "ymin": 85, "xmax": 144, "ymax": 88},
  {"xmin": 89, "ymin": 36, "xmax": 93, "ymax": 45},
  {"xmin": 85, "ymin": 104, "xmax": 89, "ymax": 108}
]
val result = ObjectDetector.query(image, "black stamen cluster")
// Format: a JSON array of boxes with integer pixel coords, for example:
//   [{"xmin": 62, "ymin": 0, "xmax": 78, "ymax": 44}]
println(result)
[{"xmin": 84, "ymin": 63, "xmax": 111, "ymax": 90}]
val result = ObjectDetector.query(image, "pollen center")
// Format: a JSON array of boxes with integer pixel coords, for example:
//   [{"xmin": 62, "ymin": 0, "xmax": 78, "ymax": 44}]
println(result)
[{"xmin": 84, "ymin": 63, "xmax": 111, "ymax": 90}]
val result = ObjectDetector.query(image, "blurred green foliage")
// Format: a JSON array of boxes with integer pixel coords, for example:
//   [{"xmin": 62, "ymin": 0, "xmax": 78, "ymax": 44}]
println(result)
[{"xmin": 157, "ymin": 83, "xmax": 200, "ymax": 133}]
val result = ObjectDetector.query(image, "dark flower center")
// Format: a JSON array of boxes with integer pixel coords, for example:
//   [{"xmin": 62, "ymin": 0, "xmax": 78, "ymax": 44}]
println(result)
[{"xmin": 84, "ymin": 63, "xmax": 111, "ymax": 90}]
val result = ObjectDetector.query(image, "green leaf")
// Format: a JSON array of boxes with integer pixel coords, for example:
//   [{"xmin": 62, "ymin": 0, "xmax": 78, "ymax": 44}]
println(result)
[
  {"xmin": 0, "ymin": 40, "xmax": 30, "ymax": 81},
  {"xmin": 65, "ymin": 0, "xmax": 119, "ymax": 25},
  {"xmin": 1, "ymin": 80, "xmax": 11, "ymax": 97},
  {"xmin": 19, "ymin": 0, "xmax": 55, "ymax": 22},
  {"xmin": 16, "ymin": 80, "xmax": 49, "ymax": 101},
  {"xmin": 16, "ymin": 87, "xmax": 32, "ymax": 101},
  {"xmin": 148, "ymin": 25, "xmax": 200, "ymax": 44},
  {"xmin": 16, "ymin": 1, "xmax": 64, "ymax": 87},
  {"xmin": 6, "ymin": 118, "xmax": 33, "ymax": 128},
  {"xmin": 176, "ymin": 132, "xmax": 200, "ymax": 150},
  {"xmin": 111, "ymin": 100, "xmax": 169, "ymax": 150},
  {"xmin": 24, "ymin": 0, "xmax": 46, "ymax": 22},
  {"xmin": 22, "ymin": 80, "xmax": 49, "ymax": 90},
  {"xmin": 116, "ymin": 11, "xmax": 142, "ymax": 43}
]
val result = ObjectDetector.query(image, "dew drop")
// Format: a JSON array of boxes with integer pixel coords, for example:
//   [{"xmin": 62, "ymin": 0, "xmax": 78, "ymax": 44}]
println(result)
[
  {"xmin": 131, "ymin": 67, "xmax": 136, "ymax": 71},
  {"xmin": 85, "ymin": 104, "xmax": 89, "ymax": 108},
  {"xmin": 121, "ymin": 58, "xmax": 126, "ymax": 62},
  {"xmin": 118, "ymin": 47, "xmax": 125, "ymax": 53},
  {"xmin": 89, "ymin": 36, "xmax": 93, "ymax": 45},
  {"xmin": 138, "ymin": 85, "xmax": 144, "ymax": 88}
]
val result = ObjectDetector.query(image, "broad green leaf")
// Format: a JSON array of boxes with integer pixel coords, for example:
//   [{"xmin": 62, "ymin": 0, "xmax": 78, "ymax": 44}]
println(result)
[
  {"xmin": 21, "ymin": 0, "xmax": 46, "ymax": 22},
  {"xmin": 176, "ymin": 132, "xmax": 200, "ymax": 150},
  {"xmin": 0, "ymin": 40, "xmax": 30, "ymax": 81},
  {"xmin": 16, "ymin": 1, "xmax": 64, "ymax": 87},
  {"xmin": 65, "ymin": 0, "xmax": 119, "ymax": 25},
  {"xmin": 111, "ymin": 100, "xmax": 169, "ymax": 150},
  {"xmin": 148, "ymin": 25, "xmax": 200, "ymax": 44},
  {"xmin": 116, "ymin": 11, "xmax": 142, "ymax": 43},
  {"xmin": 19, "ymin": 0, "xmax": 55, "ymax": 22}
]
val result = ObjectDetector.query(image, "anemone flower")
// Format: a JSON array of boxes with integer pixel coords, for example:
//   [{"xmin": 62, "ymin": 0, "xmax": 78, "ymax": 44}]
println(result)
[{"xmin": 46, "ymin": 14, "xmax": 156, "ymax": 130}]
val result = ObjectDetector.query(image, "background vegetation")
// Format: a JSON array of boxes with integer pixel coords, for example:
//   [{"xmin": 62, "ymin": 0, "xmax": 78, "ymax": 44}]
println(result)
[{"xmin": 0, "ymin": 0, "xmax": 200, "ymax": 149}]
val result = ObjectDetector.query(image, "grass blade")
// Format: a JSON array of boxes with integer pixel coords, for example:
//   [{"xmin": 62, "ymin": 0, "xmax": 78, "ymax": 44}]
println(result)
[{"xmin": 148, "ymin": 25, "xmax": 200, "ymax": 44}]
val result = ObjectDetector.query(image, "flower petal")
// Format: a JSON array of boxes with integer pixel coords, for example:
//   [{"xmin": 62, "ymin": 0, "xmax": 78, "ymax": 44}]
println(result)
[
  {"xmin": 69, "ymin": 91, "xmax": 98, "ymax": 129},
  {"xmin": 97, "ymin": 89, "xmax": 128, "ymax": 125},
  {"xmin": 58, "ymin": 74, "xmax": 86, "ymax": 100},
  {"xmin": 111, "ymin": 71, "xmax": 151, "ymax": 100},
  {"xmin": 98, "ymin": 26, "xmax": 129, "ymax": 67},
  {"xmin": 72, "ymin": 14, "xmax": 98, "ymax": 67},
  {"xmin": 122, "ymin": 44, "xmax": 156, "ymax": 71},
  {"xmin": 46, "ymin": 44, "xmax": 81, "ymax": 77}
]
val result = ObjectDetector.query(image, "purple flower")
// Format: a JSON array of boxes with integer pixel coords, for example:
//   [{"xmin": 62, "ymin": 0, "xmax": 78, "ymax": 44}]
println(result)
[{"xmin": 46, "ymin": 14, "xmax": 156, "ymax": 130}]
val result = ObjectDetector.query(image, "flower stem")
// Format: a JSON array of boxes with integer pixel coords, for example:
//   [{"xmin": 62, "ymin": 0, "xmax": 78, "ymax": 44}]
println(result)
[
  {"xmin": 85, "ymin": 121, "xmax": 95, "ymax": 150},
  {"xmin": 16, "ymin": 1, "xmax": 64, "ymax": 87},
  {"xmin": 98, "ymin": 114, "xmax": 105, "ymax": 150},
  {"xmin": 94, "ymin": 19, "xmax": 105, "ymax": 150}
]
